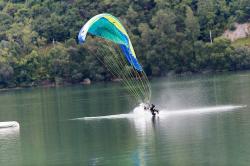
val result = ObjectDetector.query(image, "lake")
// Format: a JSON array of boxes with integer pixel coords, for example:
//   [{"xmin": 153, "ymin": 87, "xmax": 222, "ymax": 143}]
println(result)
[{"xmin": 0, "ymin": 72, "xmax": 250, "ymax": 166}]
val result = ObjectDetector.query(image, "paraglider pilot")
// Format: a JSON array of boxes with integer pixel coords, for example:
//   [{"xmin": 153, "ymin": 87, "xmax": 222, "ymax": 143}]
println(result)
[{"xmin": 144, "ymin": 104, "xmax": 159, "ymax": 116}]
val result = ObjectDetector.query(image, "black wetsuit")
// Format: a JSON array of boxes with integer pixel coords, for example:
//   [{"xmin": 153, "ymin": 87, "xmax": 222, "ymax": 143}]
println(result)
[{"xmin": 149, "ymin": 104, "xmax": 159, "ymax": 116}]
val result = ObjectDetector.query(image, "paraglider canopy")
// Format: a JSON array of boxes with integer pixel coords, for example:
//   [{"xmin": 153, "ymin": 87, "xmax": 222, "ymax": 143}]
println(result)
[
  {"xmin": 78, "ymin": 13, "xmax": 142, "ymax": 71},
  {"xmin": 78, "ymin": 13, "xmax": 151, "ymax": 103}
]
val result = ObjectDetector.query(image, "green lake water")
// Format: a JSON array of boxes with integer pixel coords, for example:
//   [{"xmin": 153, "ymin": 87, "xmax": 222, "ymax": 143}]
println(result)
[{"xmin": 0, "ymin": 72, "xmax": 250, "ymax": 166}]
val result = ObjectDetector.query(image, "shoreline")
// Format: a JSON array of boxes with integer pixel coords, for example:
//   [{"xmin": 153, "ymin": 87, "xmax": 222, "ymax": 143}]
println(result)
[{"xmin": 1, "ymin": 70, "xmax": 250, "ymax": 92}]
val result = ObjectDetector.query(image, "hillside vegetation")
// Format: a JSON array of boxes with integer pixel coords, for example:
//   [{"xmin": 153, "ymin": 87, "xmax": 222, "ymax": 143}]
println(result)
[
  {"xmin": 232, "ymin": 37, "xmax": 250, "ymax": 47},
  {"xmin": 0, "ymin": 0, "xmax": 250, "ymax": 88}
]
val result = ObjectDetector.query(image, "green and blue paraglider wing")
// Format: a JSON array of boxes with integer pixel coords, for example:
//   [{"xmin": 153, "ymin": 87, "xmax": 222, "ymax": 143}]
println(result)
[{"xmin": 78, "ymin": 13, "xmax": 142, "ymax": 71}]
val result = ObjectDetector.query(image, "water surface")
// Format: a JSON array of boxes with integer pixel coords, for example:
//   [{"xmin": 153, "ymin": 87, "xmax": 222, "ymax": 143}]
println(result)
[{"xmin": 0, "ymin": 72, "xmax": 250, "ymax": 166}]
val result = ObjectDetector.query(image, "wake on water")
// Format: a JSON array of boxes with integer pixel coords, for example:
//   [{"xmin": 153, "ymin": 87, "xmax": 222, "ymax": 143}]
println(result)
[{"xmin": 72, "ymin": 104, "xmax": 247, "ymax": 121}]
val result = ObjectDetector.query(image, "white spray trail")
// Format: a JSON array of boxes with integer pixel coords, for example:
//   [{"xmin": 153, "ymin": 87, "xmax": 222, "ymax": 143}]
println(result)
[{"xmin": 72, "ymin": 105, "xmax": 247, "ymax": 121}]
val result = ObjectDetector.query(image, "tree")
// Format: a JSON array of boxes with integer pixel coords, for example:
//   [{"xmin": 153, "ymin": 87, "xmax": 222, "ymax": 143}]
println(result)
[
  {"xmin": 185, "ymin": 6, "xmax": 200, "ymax": 41},
  {"xmin": 0, "ymin": 0, "xmax": 250, "ymax": 88},
  {"xmin": 197, "ymin": 0, "xmax": 215, "ymax": 41},
  {"xmin": 0, "ymin": 63, "xmax": 14, "ymax": 87}
]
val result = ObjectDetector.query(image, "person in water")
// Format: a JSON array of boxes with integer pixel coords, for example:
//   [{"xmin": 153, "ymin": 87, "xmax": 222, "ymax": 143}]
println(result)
[{"xmin": 144, "ymin": 104, "xmax": 159, "ymax": 116}]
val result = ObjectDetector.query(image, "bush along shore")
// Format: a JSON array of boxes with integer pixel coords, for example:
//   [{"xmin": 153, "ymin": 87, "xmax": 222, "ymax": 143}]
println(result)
[{"xmin": 0, "ymin": 0, "xmax": 250, "ymax": 89}]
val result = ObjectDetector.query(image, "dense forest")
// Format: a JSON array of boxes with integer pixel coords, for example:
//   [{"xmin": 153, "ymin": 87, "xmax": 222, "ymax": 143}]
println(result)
[{"xmin": 0, "ymin": 0, "xmax": 250, "ymax": 88}]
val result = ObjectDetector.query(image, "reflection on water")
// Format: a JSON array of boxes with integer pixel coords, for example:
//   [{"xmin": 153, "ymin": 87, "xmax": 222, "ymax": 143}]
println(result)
[
  {"xmin": 75, "ymin": 104, "xmax": 247, "ymax": 165},
  {"xmin": 0, "ymin": 72, "xmax": 250, "ymax": 165},
  {"xmin": 0, "ymin": 126, "xmax": 20, "ymax": 165}
]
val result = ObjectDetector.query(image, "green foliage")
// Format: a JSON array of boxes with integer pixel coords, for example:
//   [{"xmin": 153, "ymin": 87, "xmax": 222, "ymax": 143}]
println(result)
[
  {"xmin": 232, "ymin": 37, "xmax": 250, "ymax": 47},
  {"xmin": 0, "ymin": 0, "xmax": 250, "ymax": 88},
  {"xmin": 0, "ymin": 63, "xmax": 14, "ymax": 87}
]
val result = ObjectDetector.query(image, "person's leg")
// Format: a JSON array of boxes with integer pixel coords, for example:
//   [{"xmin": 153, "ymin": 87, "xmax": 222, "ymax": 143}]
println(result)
[{"xmin": 152, "ymin": 111, "xmax": 156, "ymax": 116}]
